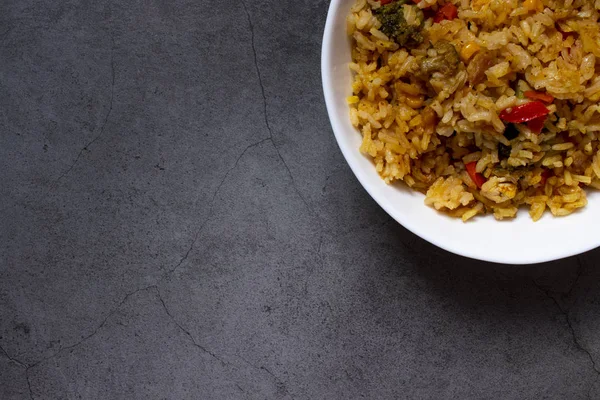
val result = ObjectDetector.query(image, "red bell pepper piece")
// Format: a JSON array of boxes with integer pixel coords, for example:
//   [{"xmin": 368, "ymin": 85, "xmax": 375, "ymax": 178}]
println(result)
[
  {"xmin": 499, "ymin": 101, "xmax": 550, "ymax": 123},
  {"xmin": 527, "ymin": 115, "xmax": 546, "ymax": 134},
  {"xmin": 465, "ymin": 162, "xmax": 487, "ymax": 189},
  {"xmin": 434, "ymin": 3, "xmax": 458, "ymax": 23},
  {"xmin": 524, "ymin": 91, "xmax": 554, "ymax": 104}
]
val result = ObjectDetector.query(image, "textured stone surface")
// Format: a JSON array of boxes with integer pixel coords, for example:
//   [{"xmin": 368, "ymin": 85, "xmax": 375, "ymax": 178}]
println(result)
[{"xmin": 1, "ymin": 0, "xmax": 600, "ymax": 399}]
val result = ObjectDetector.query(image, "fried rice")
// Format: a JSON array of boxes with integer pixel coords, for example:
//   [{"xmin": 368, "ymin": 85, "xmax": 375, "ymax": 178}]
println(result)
[{"xmin": 347, "ymin": 0, "xmax": 600, "ymax": 221}]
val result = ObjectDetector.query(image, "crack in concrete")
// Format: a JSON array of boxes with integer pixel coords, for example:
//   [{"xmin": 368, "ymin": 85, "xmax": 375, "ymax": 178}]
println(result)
[
  {"xmin": 532, "ymin": 279, "xmax": 599, "ymax": 398},
  {"xmin": 239, "ymin": 0, "xmax": 315, "ymax": 219},
  {"xmin": 0, "ymin": 342, "xmax": 33, "ymax": 399},
  {"xmin": 0, "ymin": 31, "xmax": 117, "ymax": 216},
  {"xmin": 45, "ymin": 286, "xmax": 155, "ymax": 361},
  {"xmin": 236, "ymin": 355, "xmax": 294, "ymax": 399},
  {"xmin": 22, "ymin": 284, "xmax": 234, "ymax": 398},
  {"xmin": 1, "ymin": 26, "xmax": 12, "ymax": 39},
  {"xmin": 14, "ymin": 6, "xmax": 325, "ymax": 394},
  {"xmin": 0, "ymin": 343, "xmax": 27, "ymax": 368},
  {"xmin": 19, "ymin": 131, "xmax": 270, "ymax": 382},
  {"xmin": 21, "ymin": 254, "xmax": 302, "ymax": 398},
  {"xmin": 156, "ymin": 286, "xmax": 298, "ymax": 398},
  {"xmin": 239, "ymin": 0, "xmax": 327, "ymax": 305},
  {"xmin": 162, "ymin": 137, "xmax": 270, "ymax": 277},
  {"xmin": 26, "ymin": 367, "xmax": 34, "ymax": 400},
  {"xmin": 155, "ymin": 285, "xmax": 295, "ymax": 396},
  {"xmin": 49, "ymin": 32, "xmax": 116, "ymax": 188},
  {"xmin": 23, "ymin": 284, "xmax": 157, "ymax": 396},
  {"xmin": 303, "ymin": 217, "xmax": 393, "ymax": 295},
  {"xmin": 153, "ymin": 287, "xmax": 226, "ymax": 365},
  {"xmin": 321, "ymin": 172, "xmax": 334, "ymax": 194}
]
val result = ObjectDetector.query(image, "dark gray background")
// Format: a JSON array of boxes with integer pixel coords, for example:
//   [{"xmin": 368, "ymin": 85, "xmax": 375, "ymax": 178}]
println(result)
[{"xmin": 2, "ymin": 1, "xmax": 600, "ymax": 399}]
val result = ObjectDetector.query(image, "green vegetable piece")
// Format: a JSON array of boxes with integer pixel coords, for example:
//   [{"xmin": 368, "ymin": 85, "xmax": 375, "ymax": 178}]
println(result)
[
  {"xmin": 418, "ymin": 40, "xmax": 460, "ymax": 78},
  {"xmin": 373, "ymin": 1, "xmax": 424, "ymax": 48}
]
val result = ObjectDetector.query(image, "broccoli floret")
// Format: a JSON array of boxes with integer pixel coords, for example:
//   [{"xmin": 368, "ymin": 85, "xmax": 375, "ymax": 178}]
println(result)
[
  {"xmin": 419, "ymin": 40, "xmax": 460, "ymax": 78},
  {"xmin": 373, "ymin": 1, "xmax": 424, "ymax": 48}
]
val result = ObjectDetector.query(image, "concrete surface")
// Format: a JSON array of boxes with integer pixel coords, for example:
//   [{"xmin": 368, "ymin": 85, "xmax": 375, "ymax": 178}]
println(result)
[{"xmin": 2, "ymin": 0, "xmax": 600, "ymax": 399}]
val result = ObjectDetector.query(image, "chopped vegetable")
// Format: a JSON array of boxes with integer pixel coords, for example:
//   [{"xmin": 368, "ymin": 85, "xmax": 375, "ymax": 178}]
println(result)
[
  {"xmin": 515, "ymin": 87, "xmax": 524, "ymax": 99},
  {"xmin": 504, "ymin": 123, "xmax": 519, "ymax": 140},
  {"xmin": 498, "ymin": 143, "xmax": 511, "ymax": 159},
  {"xmin": 524, "ymin": 90, "xmax": 554, "ymax": 103},
  {"xmin": 434, "ymin": 3, "xmax": 458, "ymax": 23},
  {"xmin": 460, "ymin": 42, "xmax": 480, "ymax": 61},
  {"xmin": 380, "ymin": 0, "xmax": 393, "ymax": 4},
  {"xmin": 499, "ymin": 101, "xmax": 550, "ymax": 123},
  {"xmin": 465, "ymin": 162, "xmax": 487, "ymax": 188},
  {"xmin": 418, "ymin": 40, "xmax": 460, "ymax": 78},
  {"xmin": 515, "ymin": 79, "xmax": 529, "ymax": 99},
  {"xmin": 527, "ymin": 115, "xmax": 546, "ymax": 133},
  {"xmin": 373, "ymin": 1, "xmax": 424, "ymax": 47}
]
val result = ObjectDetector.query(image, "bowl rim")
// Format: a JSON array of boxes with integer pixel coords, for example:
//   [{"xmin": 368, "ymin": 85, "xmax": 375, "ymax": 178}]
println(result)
[{"xmin": 321, "ymin": 0, "xmax": 600, "ymax": 264}]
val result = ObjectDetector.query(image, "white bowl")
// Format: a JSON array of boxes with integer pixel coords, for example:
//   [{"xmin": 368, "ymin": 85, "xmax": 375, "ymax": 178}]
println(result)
[{"xmin": 321, "ymin": 0, "xmax": 600, "ymax": 264}]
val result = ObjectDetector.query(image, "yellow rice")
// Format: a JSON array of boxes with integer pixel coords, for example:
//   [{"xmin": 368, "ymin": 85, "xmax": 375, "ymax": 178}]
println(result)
[{"xmin": 347, "ymin": 0, "xmax": 600, "ymax": 221}]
